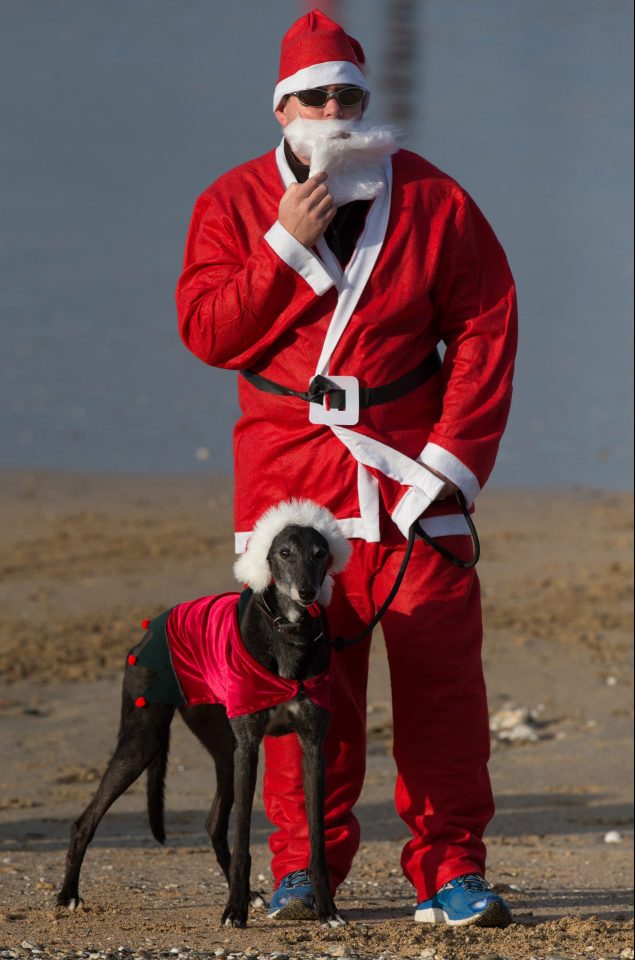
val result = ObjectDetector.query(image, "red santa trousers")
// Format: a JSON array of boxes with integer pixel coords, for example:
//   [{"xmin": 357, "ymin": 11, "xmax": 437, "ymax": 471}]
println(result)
[{"xmin": 263, "ymin": 524, "xmax": 494, "ymax": 903}]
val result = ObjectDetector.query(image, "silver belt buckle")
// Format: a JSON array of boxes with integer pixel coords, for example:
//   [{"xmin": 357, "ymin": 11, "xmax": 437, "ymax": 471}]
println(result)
[{"xmin": 308, "ymin": 375, "xmax": 359, "ymax": 426}]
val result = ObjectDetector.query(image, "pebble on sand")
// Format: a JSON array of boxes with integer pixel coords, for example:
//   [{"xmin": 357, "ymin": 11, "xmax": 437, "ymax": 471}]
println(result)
[
  {"xmin": 604, "ymin": 830, "xmax": 624, "ymax": 843},
  {"xmin": 489, "ymin": 705, "xmax": 541, "ymax": 743},
  {"xmin": 493, "ymin": 881, "xmax": 524, "ymax": 893}
]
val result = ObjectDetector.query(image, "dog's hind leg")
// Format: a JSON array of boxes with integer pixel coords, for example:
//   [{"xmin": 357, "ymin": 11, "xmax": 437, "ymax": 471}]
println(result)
[
  {"xmin": 146, "ymin": 725, "xmax": 171, "ymax": 844},
  {"xmin": 57, "ymin": 696, "xmax": 175, "ymax": 909},
  {"xmin": 180, "ymin": 704, "xmax": 235, "ymax": 883}
]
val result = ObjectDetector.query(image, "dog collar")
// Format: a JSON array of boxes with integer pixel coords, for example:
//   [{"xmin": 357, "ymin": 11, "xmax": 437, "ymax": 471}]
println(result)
[{"xmin": 257, "ymin": 590, "xmax": 324, "ymax": 646}]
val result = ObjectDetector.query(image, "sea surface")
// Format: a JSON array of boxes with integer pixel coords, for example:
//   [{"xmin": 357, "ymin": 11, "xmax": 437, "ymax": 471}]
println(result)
[{"xmin": 1, "ymin": 0, "xmax": 633, "ymax": 488}]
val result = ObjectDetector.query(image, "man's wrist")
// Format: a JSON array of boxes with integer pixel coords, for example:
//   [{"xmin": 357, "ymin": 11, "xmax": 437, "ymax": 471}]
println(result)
[
  {"xmin": 264, "ymin": 221, "xmax": 335, "ymax": 295},
  {"xmin": 422, "ymin": 464, "xmax": 459, "ymax": 499},
  {"xmin": 419, "ymin": 443, "xmax": 480, "ymax": 505}
]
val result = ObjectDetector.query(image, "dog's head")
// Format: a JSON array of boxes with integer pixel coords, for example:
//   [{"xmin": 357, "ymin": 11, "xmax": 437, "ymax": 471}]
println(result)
[
  {"xmin": 267, "ymin": 525, "xmax": 331, "ymax": 607},
  {"xmin": 233, "ymin": 499, "xmax": 351, "ymax": 605}
]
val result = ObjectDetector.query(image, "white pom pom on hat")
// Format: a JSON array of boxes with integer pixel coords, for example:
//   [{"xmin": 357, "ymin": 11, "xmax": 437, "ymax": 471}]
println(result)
[{"xmin": 233, "ymin": 498, "xmax": 351, "ymax": 605}]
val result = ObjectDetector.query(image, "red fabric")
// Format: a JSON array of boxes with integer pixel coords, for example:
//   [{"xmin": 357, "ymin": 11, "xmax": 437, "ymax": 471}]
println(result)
[
  {"xmin": 277, "ymin": 10, "xmax": 365, "ymax": 83},
  {"xmin": 175, "ymin": 148, "xmax": 517, "ymax": 535},
  {"xmin": 264, "ymin": 531, "xmax": 493, "ymax": 901},
  {"xmin": 166, "ymin": 593, "xmax": 332, "ymax": 720}
]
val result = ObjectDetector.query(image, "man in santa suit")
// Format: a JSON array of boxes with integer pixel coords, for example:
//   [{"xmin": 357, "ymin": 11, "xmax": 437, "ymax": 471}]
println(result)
[{"xmin": 176, "ymin": 9, "xmax": 517, "ymax": 928}]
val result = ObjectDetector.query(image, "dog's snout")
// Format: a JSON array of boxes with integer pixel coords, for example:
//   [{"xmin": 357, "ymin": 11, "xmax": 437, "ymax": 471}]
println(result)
[{"xmin": 298, "ymin": 587, "xmax": 317, "ymax": 603}]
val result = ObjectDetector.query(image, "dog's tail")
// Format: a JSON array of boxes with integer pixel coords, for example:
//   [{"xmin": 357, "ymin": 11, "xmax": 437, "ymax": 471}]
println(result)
[{"xmin": 147, "ymin": 728, "xmax": 170, "ymax": 844}]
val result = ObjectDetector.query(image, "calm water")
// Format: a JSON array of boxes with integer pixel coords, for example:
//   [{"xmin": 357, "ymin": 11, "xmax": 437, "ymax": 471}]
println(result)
[{"xmin": 1, "ymin": 0, "xmax": 633, "ymax": 488}]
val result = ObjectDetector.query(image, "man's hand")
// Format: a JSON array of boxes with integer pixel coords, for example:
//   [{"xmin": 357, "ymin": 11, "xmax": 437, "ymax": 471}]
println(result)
[
  {"xmin": 425, "ymin": 464, "xmax": 459, "ymax": 500},
  {"xmin": 278, "ymin": 172, "xmax": 336, "ymax": 247}
]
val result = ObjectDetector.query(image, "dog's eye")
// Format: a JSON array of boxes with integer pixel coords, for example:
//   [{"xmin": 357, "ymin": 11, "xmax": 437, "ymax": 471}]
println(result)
[
  {"xmin": 278, "ymin": 548, "xmax": 291, "ymax": 559},
  {"xmin": 314, "ymin": 547, "xmax": 327, "ymax": 559}
]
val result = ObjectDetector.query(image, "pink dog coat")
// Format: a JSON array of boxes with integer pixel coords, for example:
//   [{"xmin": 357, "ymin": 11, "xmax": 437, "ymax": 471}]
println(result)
[{"xmin": 132, "ymin": 593, "xmax": 332, "ymax": 720}]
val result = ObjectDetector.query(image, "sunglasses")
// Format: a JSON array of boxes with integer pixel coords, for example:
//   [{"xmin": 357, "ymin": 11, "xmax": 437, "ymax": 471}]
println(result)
[{"xmin": 290, "ymin": 86, "xmax": 365, "ymax": 108}]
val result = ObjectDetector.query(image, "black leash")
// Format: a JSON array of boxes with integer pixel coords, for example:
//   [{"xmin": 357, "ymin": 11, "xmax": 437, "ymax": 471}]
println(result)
[
  {"xmin": 330, "ymin": 520, "xmax": 417, "ymax": 651},
  {"xmin": 415, "ymin": 490, "xmax": 480, "ymax": 570},
  {"xmin": 329, "ymin": 490, "xmax": 480, "ymax": 652}
]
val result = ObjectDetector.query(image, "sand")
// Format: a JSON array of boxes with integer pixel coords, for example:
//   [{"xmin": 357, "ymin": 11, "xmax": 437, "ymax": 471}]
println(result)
[{"xmin": 0, "ymin": 470, "xmax": 632, "ymax": 960}]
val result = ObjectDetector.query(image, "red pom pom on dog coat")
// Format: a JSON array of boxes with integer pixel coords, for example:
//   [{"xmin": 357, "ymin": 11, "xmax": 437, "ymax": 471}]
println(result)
[{"xmin": 131, "ymin": 594, "xmax": 332, "ymax": 719}]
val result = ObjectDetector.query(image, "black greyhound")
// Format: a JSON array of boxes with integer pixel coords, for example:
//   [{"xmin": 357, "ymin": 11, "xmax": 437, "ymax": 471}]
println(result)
[{"xmin": 57, "ymin": 518, "xmax": 349, "ymax": 928}]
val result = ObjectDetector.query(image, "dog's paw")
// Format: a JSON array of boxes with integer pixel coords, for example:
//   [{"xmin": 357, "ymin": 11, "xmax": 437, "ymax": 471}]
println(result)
[
  {"xmin": 57, "ymin": 892, "xmax": 84, "ymax": 911},
  {"xmin": 320, "ymin": 912, "xmax": 347, "ymax": 928},
  {"xmin": 220, "ymin": 904, "xmax": 248, "ymax": 928}
]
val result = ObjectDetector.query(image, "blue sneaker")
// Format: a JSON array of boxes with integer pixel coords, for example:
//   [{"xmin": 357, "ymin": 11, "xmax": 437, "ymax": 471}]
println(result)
[
  {"xmin": 267, "ymin": 869, "xmax": 315, "ymax": 919},
  {"xmin": 414, "ymin": 873, "xmax": 512, "ymax": 927}
]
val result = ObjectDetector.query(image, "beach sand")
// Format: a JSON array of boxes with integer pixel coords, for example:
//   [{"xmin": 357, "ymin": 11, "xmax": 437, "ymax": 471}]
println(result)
[{"xmin": 0, "ymin": 470, "xmax": 632, "ymax": 959}]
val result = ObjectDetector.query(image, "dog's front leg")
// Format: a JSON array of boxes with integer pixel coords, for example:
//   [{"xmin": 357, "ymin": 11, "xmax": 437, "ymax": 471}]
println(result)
[
  {"xmin": 221, "ymin": 720, "xmax": 262, "ymax": 927},
  {"xmin": 299, "ymin": 730, "xmax": 346, "ymax": 927}
]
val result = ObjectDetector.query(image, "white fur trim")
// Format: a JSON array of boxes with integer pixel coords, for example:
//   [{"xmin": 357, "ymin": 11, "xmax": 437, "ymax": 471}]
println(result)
[
  {"xmin": 265, "ymin": 220, "xmax": 336, "ymax": 295},
  {"xmin": 357, "ymin": 463, "xmax": 380, "ymax": 542},
  {"xmin": 420, "ymin": 442, "xmax": 481, "ymax": 505},
  {"xmin": 313, "ymin": 155, "xmax": 392, "ymax": 376},
  {"xmin": 391, "ymin": 486, "xmax": 436, "ymax": 539},
  {"xmin": 234, "ymin": 510, "xmax": 467, "ymax": 549},
  {"xmin": 233, "ymin": 499, "xmax": 351, "ymax": 599},
  {"xmin": 274, "ymin": 60, "xmax": 369, "ymax": 111},
  {"xmin": 418, "ymin": 514, "xmax": 471, "ymax": 537},
  {"xmin": 320, "ymin": 574, "xmax": 335, "ymax": 606}
]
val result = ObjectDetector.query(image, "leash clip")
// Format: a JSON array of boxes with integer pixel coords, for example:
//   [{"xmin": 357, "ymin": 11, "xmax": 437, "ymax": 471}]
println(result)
[{"xmin": 308, "ymin": 375, "xmax": 359, "ymax": 426}]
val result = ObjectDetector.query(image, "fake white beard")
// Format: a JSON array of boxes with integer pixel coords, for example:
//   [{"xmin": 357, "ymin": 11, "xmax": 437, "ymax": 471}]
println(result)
[{"xmin": 284, "ymin": 118, "xmax": 401, "ymax": 206}]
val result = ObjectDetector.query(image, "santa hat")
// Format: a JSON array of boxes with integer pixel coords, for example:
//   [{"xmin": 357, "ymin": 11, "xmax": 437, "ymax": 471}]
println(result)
[
  {"xmin": 234, "ymin": 498, "xmax": 351, "ymax": 605},
  {"xmin": 274, "ymin": 9, "xmax": 369, "ymax": 111}
]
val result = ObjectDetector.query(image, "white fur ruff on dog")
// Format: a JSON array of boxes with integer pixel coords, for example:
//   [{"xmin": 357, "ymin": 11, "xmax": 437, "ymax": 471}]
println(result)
[{"xmin": 233, "ymin": 499, "xmax": 351, "ymax": 605}]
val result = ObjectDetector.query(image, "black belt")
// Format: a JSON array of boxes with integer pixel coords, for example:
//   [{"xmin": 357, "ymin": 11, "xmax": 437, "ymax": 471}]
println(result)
[{"xmin": 240, "ymin": 348, "xmax": 441, "ymax": 411}]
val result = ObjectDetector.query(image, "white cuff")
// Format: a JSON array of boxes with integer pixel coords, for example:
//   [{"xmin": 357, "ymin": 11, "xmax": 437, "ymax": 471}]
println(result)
[
  {"xmin": 419, "ymin": 442, "xmax": 480, "ymax": 505},
  {"xmin": 391, "ymin": 469, "xmax": 446, "ymax": 538},
  {"xmin": 264, "ymin": 221, "xmax": 336, "ymax": 296},
  {"xmin": 418, "ymin": 513, "xmax": 471, "ymax": 537}
]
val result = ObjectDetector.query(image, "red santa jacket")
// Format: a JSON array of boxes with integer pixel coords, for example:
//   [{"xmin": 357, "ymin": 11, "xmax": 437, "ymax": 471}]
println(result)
[{"xmin": 176, "ymin": 145, "xmax": 517, "ymax": 547}]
